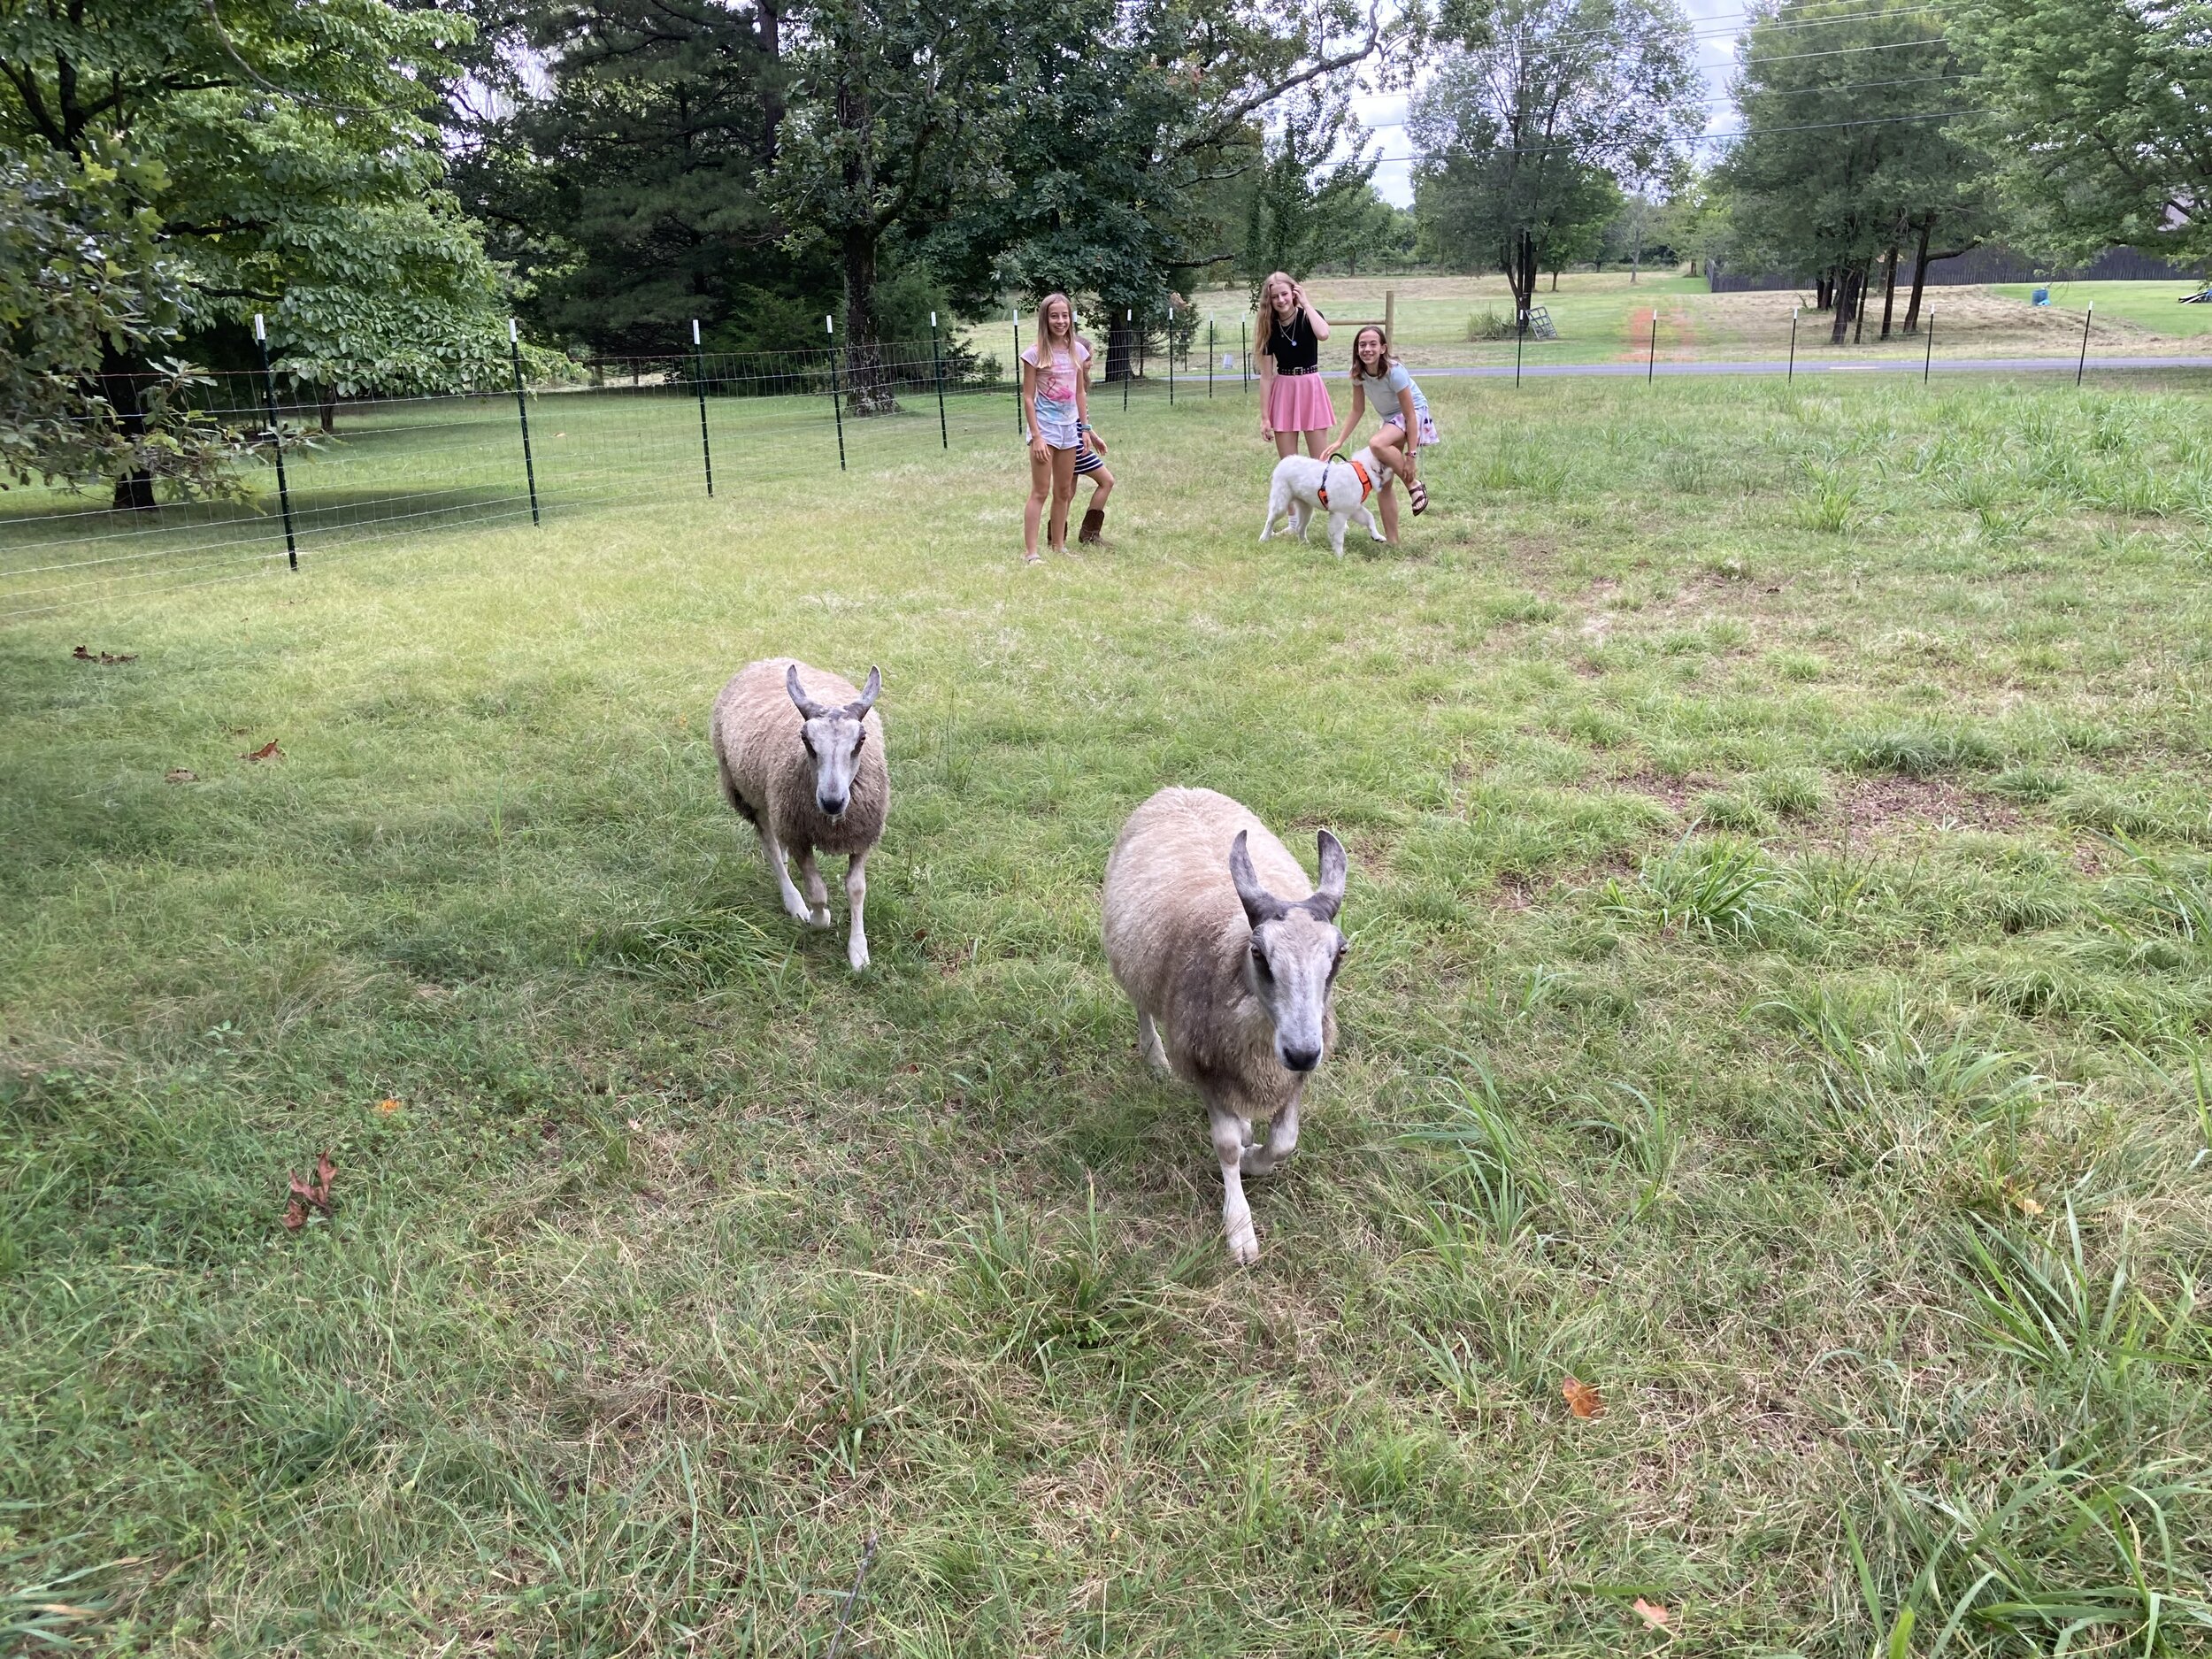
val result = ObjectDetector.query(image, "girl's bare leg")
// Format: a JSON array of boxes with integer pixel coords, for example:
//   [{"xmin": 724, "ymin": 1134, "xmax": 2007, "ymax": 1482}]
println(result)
[
  {"xmin": 1273, "ymin": 428, "xmax": 1299, "ymax": 459},
  {"xmin": 1048, "ymin": 447, "xmax": 1077, "ymax": 552},
  {"xmin": 1023, "ymin": 447, "xmax": 1051, "ymax": 561},
  {"xmin": 1302, "ymin": 427, "xmax": 1333, "ymax": 459},
  {"xmin": 1368, "ymin": 426, "xmax": 1406, "ymax": 478},
  {"xmin": 1089, "ymin": 469, "xmax": 1114, "ymax": 508},
  {"xmin": 1376, "ymin": 480, "xmax": 1400, "ymax": 545}
]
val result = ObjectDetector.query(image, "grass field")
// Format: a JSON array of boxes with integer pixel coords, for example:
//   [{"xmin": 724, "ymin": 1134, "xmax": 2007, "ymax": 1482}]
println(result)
[
  {"xmin": 8, "ymin": 373, "xmax": 2212, "ymax": 1655},
  {"xmin": 1990, "ymin": 281, "xmax": 2212, "ymax": 339},
  {"xmin": 1170, "ymin": 273, "xmax": 2212, "ymax": 369}
]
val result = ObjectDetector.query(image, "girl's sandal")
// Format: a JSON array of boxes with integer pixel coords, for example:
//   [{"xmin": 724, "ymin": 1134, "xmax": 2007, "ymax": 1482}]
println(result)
[
  {"xmin": 1023, "ymin": 551, "xmax": 1043, "ymax": 566},
  {"xmin": 1409, "ymin": 480, "xmax": 1429, "ymax": 515}
]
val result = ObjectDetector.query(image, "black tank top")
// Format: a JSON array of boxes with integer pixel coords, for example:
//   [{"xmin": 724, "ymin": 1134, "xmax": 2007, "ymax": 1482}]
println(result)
[{"xmin": 1265, "ymin": 307, "xmax": 1319, "ymax": 373}]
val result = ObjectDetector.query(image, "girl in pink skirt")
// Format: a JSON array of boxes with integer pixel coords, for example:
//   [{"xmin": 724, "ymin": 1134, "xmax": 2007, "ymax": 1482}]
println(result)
[{"xmin": 1256, "ymin": 271, "xmax": 1335, "ymax": 460}]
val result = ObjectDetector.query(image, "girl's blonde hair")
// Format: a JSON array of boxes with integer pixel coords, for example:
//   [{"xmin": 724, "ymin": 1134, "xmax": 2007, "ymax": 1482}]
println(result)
[
  {"xmin": 1033, "ymin": 292, "xmax": 1077, "ymax": 368},
  {"xmin": 1350, "ymin": 325, "xmax": 1395, "ymax": 380}
]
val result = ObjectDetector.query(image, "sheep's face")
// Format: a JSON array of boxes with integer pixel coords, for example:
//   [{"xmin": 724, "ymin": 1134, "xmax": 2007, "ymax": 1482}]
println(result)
[
  {"xmin": 1245, "ymin": 910, "xmax": 1347, "ymax": 1073},
  {"xmin": 1229, "ymin": 828, "xmax": 1350, "ymax": 1075},
  {"xmin": 787, "ymin": 664, "xmax": 881, "ymax": 820}
]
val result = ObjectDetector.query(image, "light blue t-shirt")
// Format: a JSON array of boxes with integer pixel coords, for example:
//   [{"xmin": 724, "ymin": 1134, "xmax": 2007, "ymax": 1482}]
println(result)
[{"xmin": 1358, "ymin": 360, "xmax": 1429, "ymax": 420}]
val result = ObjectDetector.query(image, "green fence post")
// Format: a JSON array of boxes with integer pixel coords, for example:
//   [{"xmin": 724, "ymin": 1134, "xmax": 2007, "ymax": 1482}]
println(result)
[
  {"xmin": 931, "ymin": 311, "xmax": 948, "ymax": 449},
  {"xmin": 252, "ymin": 312, "xmax": 299, "ymax": 567},
  {"xmin": 508, "ymin": 317, "xmax": 540, "ymax": 526},
  {"xmin": 826, "ymin": 314, "xmax": 846, "ymax": 471},
  {"xmin": 692, "ymin": 319, "xmax": 714, "ymax": 497}
]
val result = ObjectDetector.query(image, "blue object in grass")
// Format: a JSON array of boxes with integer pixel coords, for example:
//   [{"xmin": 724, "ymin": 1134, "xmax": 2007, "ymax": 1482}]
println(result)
[{"xmin": 2031, "ymin": 286, "xmax": 2050, "ymax": 306}]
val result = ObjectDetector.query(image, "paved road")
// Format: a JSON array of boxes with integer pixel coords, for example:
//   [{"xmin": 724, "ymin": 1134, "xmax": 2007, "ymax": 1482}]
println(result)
[{"xmin": 1420, "ymin": 355, "xmax": 2212, "ymax": 379}]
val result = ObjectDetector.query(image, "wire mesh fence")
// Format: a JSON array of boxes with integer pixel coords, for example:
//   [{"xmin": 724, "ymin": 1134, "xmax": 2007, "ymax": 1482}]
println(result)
[{"xmin": 7, "ymin": 307, "xmax": 2208, "ymax": 621}]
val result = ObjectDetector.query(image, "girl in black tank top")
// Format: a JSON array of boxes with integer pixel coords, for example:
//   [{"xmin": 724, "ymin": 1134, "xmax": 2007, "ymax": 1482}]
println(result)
[{"xmin": 1257, "ymin": 270, "xmax": 1335, "ymax": 457}]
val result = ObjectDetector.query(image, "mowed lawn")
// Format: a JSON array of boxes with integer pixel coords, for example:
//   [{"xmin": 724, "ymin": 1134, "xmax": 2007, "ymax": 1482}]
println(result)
[{"xmin": 7, "ymin": 374, "xmax": 2212, "ymax": 1655}]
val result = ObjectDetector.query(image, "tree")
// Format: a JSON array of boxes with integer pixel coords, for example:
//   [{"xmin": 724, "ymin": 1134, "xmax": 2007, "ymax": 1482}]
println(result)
[
  {"xmin": 766, "ymin": 0, "xmax": 1020, "ymax": 411},
  {"xmin": 0, "ymin": 142, "xmax": 249, "ymax": 498},
  {"xmin": 1409, "ymin": 0, "xmax": 1700, "ymax": 321},
  {"xmin": 1717, "ymin": 0, "xmax": 1993, "ymax": 342},
  {"xmin": 453, "ymin": 0, "xmax": 824, "ymax": 357},
  {"xmin": 0, "ymin": 0, "xmax": 508, "ymax": 505},
  {"xmin": 926, "ymin": 0, "xmax": 1394, "ymax": 381},
  {"xmin": 1965, "ymin": 0, "xmax": 2212, "ymax": 276},
  {"xmin": 1238, "ymin": 90, "xmax": 1380, "ymax": 298}
]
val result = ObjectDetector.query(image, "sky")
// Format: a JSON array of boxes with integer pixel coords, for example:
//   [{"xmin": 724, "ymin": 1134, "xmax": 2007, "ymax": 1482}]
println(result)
[{"xmin": 1347, "ymin": 0, "xmax": 1750, "ymax": 205}]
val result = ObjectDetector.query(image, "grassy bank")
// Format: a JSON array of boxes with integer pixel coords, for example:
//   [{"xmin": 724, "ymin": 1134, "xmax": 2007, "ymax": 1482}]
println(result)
[{"xmin": 5, "ymin": 374, "xmax": 2212, "ymax": 1655}]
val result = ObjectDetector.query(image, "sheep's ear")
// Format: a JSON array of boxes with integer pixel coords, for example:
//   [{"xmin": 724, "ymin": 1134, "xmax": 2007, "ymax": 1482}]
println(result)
[
  {"xmin": 1310, "ymin": 829, "xmax": 1348, "ymax": 921},
  {"xmin": 848, "ymin": 666, "xmax": 881, "ymax": 719},
  {"xmin": 1229, "ymin": 829, "xmax": 1287, "ymax": 928},
  {"xmin": 787, "ymin": 663, "xmax": 830, "ymax": 720}
]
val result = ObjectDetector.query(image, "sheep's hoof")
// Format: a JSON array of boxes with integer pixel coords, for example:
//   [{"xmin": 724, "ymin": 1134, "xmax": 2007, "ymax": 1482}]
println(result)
[
  {"xmin": 847, "ymin": 941, "xmax": 871, "ymax": 972},
  {"xmin": 807, "ymin": 906, "xmax": 833, "ymax": 929},
  {"xmin": 1225, "ymin": 1210, "xmax": 1260, "ymax": 1266}
]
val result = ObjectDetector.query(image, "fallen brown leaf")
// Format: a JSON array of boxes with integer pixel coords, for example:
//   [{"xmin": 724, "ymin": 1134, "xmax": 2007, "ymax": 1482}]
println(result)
[
  {"xmin": 1562, "ymin": 1375, "xmax": 1606, "ymax": 1419},
  {"xmin": 375, "ymin": 1097, "xmax": 402, "ymax": 1115},
  {"xmin": 240, "ymin": 740, "xmax": 281, "ymax": 762},
  {"xmin": 73, "ymin": 645, "xmax": 136, "ymax": 664},
  {"xmin": 283, "ymin": 1150, "xmax": 336, "ymax": 1229},
  {"xmin": 165, "ymin": 769, "xmax": 197, "ymax": 784},
  {"xmin": 1632, "ymin": 1597, "xmax": 1671, "ymax": 1632}
]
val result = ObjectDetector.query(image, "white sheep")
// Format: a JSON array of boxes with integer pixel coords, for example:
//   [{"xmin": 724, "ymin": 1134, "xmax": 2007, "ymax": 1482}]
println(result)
[
  {"xmin": 710, "ymin": 658, "xmax": 887, "ymax": 971},
  {"xmin": 1101, "ymin": 786, "xmax": 1348, "ymax": 1263}
]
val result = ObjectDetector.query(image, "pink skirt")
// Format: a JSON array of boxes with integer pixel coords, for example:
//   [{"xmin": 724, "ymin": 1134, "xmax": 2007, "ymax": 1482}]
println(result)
[{"xmin": 1265, "ymin": 372, "xmax": 1336, "ymax": 434}]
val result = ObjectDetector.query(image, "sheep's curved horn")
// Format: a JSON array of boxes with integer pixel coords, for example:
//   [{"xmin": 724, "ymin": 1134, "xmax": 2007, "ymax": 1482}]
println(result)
[
  {"xmin": 787, "ymin": 663, "xmax": 834, "ymax": 721},
  {"xmin": 1228, "ymin": 829, "xmax": 1289, "ymax": 928},
  {"xmin": 846, "ymin": 665, "xmax": 881, "ymax": 719},
  {"xmin": 1306, "ymin": 829, "xmax": 1348, "ymax": 921}
]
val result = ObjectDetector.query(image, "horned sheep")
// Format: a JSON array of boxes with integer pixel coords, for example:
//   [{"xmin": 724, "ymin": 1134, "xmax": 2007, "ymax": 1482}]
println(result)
[
  {"xmin": 710, "ymin": 658, "xmax": 887, "ymax": 972},
  {"xmin": 1101, "ymin": 787, "xmax": 1348, "ymax": 1263}
]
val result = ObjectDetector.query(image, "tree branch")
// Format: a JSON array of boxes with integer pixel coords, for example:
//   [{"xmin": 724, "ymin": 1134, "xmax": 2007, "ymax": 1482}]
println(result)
[{"xmin": 1172, "ymin": 2, "xmax": 1384, "ymax": 158}]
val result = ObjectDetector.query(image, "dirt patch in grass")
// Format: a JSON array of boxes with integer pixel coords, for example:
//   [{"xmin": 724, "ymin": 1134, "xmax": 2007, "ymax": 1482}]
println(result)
[
  {"xmin": 1615, "ymin": 771, "xmax": 1714, "ymax": 813},
  {"xmin": 1834, "ymin": 774, "xmax": 2020, "ymax": 834}
]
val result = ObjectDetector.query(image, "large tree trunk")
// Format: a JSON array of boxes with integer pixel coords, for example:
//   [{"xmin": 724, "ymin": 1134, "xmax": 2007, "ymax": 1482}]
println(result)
[
  {"xmin": 1816, "ymin": 271, "xmax": 1834, "ymax": 311},
  {"xmin": 319, "ymin": 388, "xmax": 337, "ymax": 434},
  {"xmin": 1878, "ymin": 242, "xmax": 1900, "ymax": 340},
  {"xmin": 839, "ymin": 229, "xmax": 896, "ymax": 415},
  {"xmin": 1853, "ymin": 259, "xmax": 1872, "ymax": 343},
  {"xmin": 1829, "ymin": 265, "xmax": 1863, "ymax": 345},
  {"xmin": 99, "ymin": 340, "xmax": 155, "ymax": 511},
  {"xmin": 1503, "ymin": 230, "xmax": 1539, "ymax": 325},
  {"xmin": 1902, "ymin": 216, "xmax": 1933, "ymax": 334},
  {"xmin": 1104, "ymin": 311, "xmax": 1135, "ymax": 382}
]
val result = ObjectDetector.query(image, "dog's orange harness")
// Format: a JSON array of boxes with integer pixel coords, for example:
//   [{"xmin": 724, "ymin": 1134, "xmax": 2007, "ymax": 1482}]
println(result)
[{"xmin": 1316, "ymin": 457, "xmax": 1373, "ymax": 510}]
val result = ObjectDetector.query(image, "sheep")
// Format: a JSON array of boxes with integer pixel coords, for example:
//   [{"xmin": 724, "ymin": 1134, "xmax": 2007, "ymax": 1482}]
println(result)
[
  {"xmin": 710, "ymin": 658, "xmax": 887, "ymax": 972},
  {"xmin": 1101, "ymin": 787, "xmax": 1348, "ymax": 1263}
]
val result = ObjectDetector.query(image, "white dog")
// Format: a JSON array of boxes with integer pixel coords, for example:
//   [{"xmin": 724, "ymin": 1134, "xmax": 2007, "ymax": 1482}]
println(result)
[{"xmin": 1259, "ymin": 447, "xmax": 1395, "ymax": 557}]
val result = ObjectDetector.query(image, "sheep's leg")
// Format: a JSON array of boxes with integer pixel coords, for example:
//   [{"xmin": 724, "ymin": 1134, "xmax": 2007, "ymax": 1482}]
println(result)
[
  {"xmin": 1208, "ymin": 1097, "xmax": 1260, "ymax": 1265},
  {"xmin": 1291, "ymin": 502, "xmax": 1312, "ymax": 540},
  {"xmin": 1242, "ymin": 1079, "xmax": 1304, "ymax": 1178},
  {"xmin": 798, "ymin": 850, "xmax": 833, "ymax": 929},
  {"xmin": 758, "ymin": 824, "xmax": 812, "ymax": 923},
  {"xmin": 844, "ymin": 849, "xmax": 870, "ymax": 972},
  {"xmin": 1328, "ymin": 513, "xmax": 1348, "ymax": 558},
  {"xmin": 1357, "ymin": 504, "xmax": 1386, "ymax": 542},
  {"xmin": 1137, "ymin": 1008, "xmax": 1168, "ymax": 1075}
]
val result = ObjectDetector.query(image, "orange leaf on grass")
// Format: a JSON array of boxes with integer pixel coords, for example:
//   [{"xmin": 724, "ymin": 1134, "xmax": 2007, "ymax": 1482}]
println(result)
[
  {"xmin": 1632, "ymin": 1597, "xmax": 1671, "ymax": 1632},
  {"xmin": 1562, "ymin": 1375, "xmax": 1605, "ymax": 1418},
  {"xmin": 241, "ymin": 740, "xmax": 281, "ymax": 762},
  {"xmin": 375, "ymin": 1097, "xmax": 402, "ymax": 1114}
]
